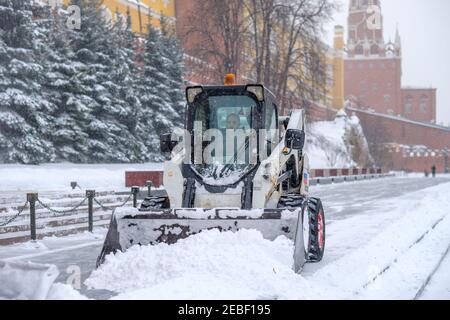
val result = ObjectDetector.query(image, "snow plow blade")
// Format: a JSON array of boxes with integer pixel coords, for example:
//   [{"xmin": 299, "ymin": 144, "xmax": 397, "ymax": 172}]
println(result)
[
  {"xmin": 97, "ymin": 208, "xmax": 305, "ymax": 271},
  {"xmin": 0, "ymin": 261, "xmax": 59, "ymax": 300}
]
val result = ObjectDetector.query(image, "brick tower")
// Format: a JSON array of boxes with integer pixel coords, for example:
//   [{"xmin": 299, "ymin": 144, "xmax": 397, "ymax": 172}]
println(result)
[{"xmin": 344, "ymin": 0, "xmax": 403, "ymax": 117}]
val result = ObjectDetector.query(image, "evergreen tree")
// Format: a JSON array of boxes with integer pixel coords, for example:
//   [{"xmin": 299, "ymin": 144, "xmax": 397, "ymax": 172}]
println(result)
[
  {"xmin": 63, "ymin": 0, "xmax": 147, "ymax": 163},
  {"xmin": 135, "ymin": 16, "xmax": 180, "ymax": 158},
  {"xmin": 160, "ymin": 14, "xmax": 185, "ymax": 125},
  {"xmin": 0, "ymin": 0, "xmax": 187, "ymax": 164},
  {"xmin": 108, "ymin": 9, "xmax": 149, "ymax": 162},
  {"xmin": 0, "ymin": 0, "xmax": 56, "ymax": 164},
  {"xmin": 42, "ymin": 3, "xmax": 91, "ymax": 162}
]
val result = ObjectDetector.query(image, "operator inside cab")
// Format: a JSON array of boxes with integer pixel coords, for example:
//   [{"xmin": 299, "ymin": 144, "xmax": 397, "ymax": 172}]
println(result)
[{"xmin": 226, "ymin": 113, "xmax": 241, "ymax": 130}]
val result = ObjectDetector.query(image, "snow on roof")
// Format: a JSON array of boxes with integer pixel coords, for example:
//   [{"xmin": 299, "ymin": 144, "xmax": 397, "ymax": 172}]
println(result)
[{"xmin": 402, "ymin": 86, "xmax": 436, "ymax": 91}]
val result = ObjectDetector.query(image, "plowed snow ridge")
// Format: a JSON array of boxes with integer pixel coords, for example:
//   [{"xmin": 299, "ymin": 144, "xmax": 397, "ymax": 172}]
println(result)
[{"xmin": 86, "ymin": 229, "xmax": 336, "ymax": 300}]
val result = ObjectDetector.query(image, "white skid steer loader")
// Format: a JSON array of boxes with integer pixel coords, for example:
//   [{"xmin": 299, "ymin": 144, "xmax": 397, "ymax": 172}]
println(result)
[{"xmin": 98, "ymin": 79, "xmax": 326, "ymax": 273}]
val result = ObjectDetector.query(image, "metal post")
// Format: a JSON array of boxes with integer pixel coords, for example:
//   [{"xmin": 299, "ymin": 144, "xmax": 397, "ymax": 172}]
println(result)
[
  {"xmin": 86, "ymin": 190, "xmax": 95, "ymax": 233},
  {"xmin": 27, "ymin": 193, "xmax": 38, "ymax": 241},
  {"xmin": 131, "ymin": 187, "xmax": 140, "ymax": 208},
  {"xmin": 146, "ymin": 181, "xmax": 153, "ymax": 198}
]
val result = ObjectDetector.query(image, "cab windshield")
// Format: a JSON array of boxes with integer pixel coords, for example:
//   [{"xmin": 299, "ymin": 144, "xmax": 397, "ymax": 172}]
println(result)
[
  {"xmin": 191, "ymin": 94, "xmax": 259, "ymax": 185},
  {"xmin": 195, "ymin": 95, "xmax": 256, "ymax": 131}
]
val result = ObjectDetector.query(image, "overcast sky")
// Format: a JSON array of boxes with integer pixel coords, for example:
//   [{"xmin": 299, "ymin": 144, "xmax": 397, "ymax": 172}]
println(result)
[{"xmin": 324, "ymin": 0, "xmax": 450, "ymax": 126}]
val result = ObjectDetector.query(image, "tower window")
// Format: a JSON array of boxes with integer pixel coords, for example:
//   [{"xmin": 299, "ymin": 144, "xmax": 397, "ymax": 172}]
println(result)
[
  {"xmin": 370, "ymin": 45, "xmax": 378, "ymax": 55},
  {"xmin": 404, "ymin": 96, "xmax": 413, "ymax": 114},
  {"xmin": 360, "ymin": 81, "xmax": 367, "ymax": 92},
  {"xmin": 355, "ymin": 45, "xmax": 364, "ymax": 55},
  {"xmin": 420, "ymin": 96, "xmax": 428, "ymax": 114}
]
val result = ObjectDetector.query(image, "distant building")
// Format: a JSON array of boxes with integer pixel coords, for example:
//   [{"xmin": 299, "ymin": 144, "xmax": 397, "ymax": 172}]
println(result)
[
  {"xmin": 344, "ymin": 0, "xmax": 437, "ymax": 124},
  {"xmin": 61, "ymin": 0, "xmax": 176, "ymax": 33},
  {"xmin": 343, "ymin": 0, "xmax": 449, "ymax": 173},
  {"xmin": 174, "ymin": 0, "xmax": 345, "ymax": 116}
]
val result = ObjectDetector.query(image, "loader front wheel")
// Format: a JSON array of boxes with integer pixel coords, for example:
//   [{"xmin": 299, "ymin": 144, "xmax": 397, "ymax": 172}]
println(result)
[
  {"xmin": 278, "ymin": 194, "xmax": 307, "ymax": 273},
  {"xmin": 305, "ymin": 198, "xmax": 326, "ymax": 263},
  {"xmin": 277, "ymin": 194, "xmax": 306, "ymax": 208},
  {"xmin": 140, "ymin": 196, "xmax": 170, "ymax": 211}
]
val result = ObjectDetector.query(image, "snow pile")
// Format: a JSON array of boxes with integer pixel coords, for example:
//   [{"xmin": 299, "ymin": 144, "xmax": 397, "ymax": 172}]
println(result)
[
  {"xmin": 307, "ymin": 111, "xmax": 371, "ymax": 168},
  {"xmin": 0, "ymin": 261, "xmax": 59, "ymax": 300},
  {"xmin": 309, "ymin": 182, "xmax": 450, "ymax": 299},
  {"xmin": 85, "ymin": 229, "xmax": 332, "ymax": 300},
  {"xmin": 0, "ymin": 261, "xmax": 89, "ymax": 300},
  {"xmin": 46, "ymin": 284, "xmax": 88, "ymax": 300}
]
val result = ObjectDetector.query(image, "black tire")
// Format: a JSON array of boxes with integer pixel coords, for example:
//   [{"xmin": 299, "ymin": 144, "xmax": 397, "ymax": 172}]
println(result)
[
  {"xmin": 305, "ymin": 198, "xmax": 326, "ymax": 263},
  {"xmin": 277, "ymin": 194, "xmax": 306, "ymax": 209},
  {"xmin": 278, "ymin": 194, "xmax": 307, "ymax": 273},
  {"xmin": 140, "ymin": 196, "xmax": 170, "ymax": 211}
]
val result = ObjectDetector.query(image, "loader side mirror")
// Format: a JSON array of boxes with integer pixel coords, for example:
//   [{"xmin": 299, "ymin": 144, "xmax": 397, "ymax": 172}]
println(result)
[
  {"xmin": 279, "ymin": 117, "xmax": 290, "ymax": 130},
  {"xmin": 160, "ymin": 133, "xmax": 178, "ymax": 153},
  {"xmin": 283, "ymin": 117, "xmax": 290, "ymax": 130},
  {"xmin": 285, "ymin": 129, "xmax": 305, "ymax": 150}
]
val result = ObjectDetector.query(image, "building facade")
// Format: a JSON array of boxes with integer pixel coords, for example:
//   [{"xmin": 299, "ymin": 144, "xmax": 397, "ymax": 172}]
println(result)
[
  {"xmin": 174, "ymin": 0, "xmax": 345, "ymax": 116},
  {"xmin": 61, "ymin": 0, "xmax": 175, "ymax": 33},
  {"xmin": 344, "ymin": 0, "xmax": 437, "ymax": 124},
  {"xmin": 344, "ymin": 0, "xmax": 449, "ymax": 172},
  {"xmin": 401, "ymin": 87, "xmax": 437, "ymax": 123}
]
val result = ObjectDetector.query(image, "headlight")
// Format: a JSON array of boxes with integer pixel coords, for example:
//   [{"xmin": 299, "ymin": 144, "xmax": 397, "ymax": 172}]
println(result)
[
  {"xmin": 246, "ymin": 85, "xmax": 265, "ymax": 102},
  {"xmin": 186, "ymin": 87, "xmax": 204, "ymax": 104}
]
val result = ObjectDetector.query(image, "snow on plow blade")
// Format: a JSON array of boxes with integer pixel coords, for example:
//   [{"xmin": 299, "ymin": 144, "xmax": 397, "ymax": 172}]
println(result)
[
  {"xmin": 97, "ymin": 208, "xmax": 305, "ymax": 272},
  {"xmin": 0, "ymin": 261, "xmax": 59, "ymax": 300}
]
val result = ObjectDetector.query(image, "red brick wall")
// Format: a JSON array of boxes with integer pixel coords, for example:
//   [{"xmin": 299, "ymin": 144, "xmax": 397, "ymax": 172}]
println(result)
[
  {"xmin": 301, "ymin": 101, "xmax": 337, "ymax": 121},
  {"xmin": 401, "ymin": 88, "xmax": 437, "ymax": 123},
  {"xmin": 350, "ymin": 108, "xmax": 450, "ymax": 172},
  {"xmin": 389, "ymin": 152, "xmax": 447, "ymax": 174},
  {"xmin": 344, "ymin": 58, "xmax": 402, "ymax": 116}
]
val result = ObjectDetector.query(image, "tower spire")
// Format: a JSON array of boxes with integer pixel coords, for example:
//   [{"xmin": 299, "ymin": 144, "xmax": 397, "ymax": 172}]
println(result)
[
  {"xmin": 348, "ymin": 0, "xmax": 384, "ymax": 57},
  {"xmin": 395, "ymin": 24, "xmax": 402, "ymax": 56},
  {"xmin": 395, "ymin": 24, "xmax": 401, "ymax": 47}
]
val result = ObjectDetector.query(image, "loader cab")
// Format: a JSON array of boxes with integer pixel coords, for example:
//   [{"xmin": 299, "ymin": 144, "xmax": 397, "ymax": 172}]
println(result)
[{"xmin": 184, "ymin": 84, "xmax": 279, "ymax": 188}]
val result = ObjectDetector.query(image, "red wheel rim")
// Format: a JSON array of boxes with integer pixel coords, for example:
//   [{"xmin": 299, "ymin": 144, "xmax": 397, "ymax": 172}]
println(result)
[{"xmin": 317, "ymin": 211, "xmax": 325, "ymax": 250}]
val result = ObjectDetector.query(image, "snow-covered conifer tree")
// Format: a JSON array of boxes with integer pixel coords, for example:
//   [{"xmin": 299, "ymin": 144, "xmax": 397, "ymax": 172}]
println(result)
[
  {"xmin": 0, "ymin": 0, "xmax": 56, "ymax": 164},
  {"xmin": 134, "ymin": 15, "xmax": 180, "ymax": 158},
  {"xmin": 159, "ymin": 14, "xmax": 185, "ymax": 126}
]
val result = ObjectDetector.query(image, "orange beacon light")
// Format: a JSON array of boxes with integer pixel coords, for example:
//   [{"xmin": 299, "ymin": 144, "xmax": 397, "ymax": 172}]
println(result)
[{"xmin": 224, "ymin": 73, "xmax": 236, "ymax": 85}]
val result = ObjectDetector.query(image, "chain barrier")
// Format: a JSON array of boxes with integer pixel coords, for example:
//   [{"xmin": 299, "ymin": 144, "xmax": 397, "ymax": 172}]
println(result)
[
  {"xmin": 0, "ymin": 201, "xmax": 29, "ymax": 227},
  {"xmin": 0, "ymin": 190, "xmax": 136, "ymax": 229},
  {"xmin": 94, "ymin": 193, "xmax": 133, "ymax": 212},
  {"xmin": 36, "ymin": 197, "xmax": 88, "ymax": 217}
]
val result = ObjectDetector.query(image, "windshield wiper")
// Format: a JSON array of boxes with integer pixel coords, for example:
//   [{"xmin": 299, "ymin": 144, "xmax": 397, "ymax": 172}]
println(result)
[{"xmin": 219, "ymin": 136, "xmax": 251, "ymax": 177}]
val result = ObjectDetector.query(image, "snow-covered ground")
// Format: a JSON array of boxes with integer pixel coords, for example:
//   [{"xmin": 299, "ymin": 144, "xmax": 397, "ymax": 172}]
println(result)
[
  {"xmin": 0, "ymin": 163, "xmax": 163, "ymax": 192},
  {"xmin": 1, "ymin": 176, "xmax": 449, "ymax": 300}
]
